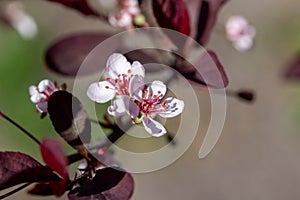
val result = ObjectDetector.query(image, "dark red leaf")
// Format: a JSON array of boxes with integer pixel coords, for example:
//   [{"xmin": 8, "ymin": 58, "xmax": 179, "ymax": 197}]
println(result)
[
  {"xmin": 40, "ymin": 138, "xmax": 68, "ymax": 179},
  {"xmin": 0, "ymin": 166, "xmax": 60, "ymax": 190},
  {"xmin": 48, "ymin": 91, "xmax": 91, "ymax": 158},
  {"xmin": 68, "ymin": 168, "xmax": 134, "ymax": 200},
  {"xmin": 124, "ymin": 49, "xmax": 163, "ymax": 73},
  {"xmin": 68, "ymin": 193, "xmax": 105, "ymax": 200},
  {"xmin": 174, "ymin": 50, "xmax": 229, "ymax": 88},
  {"xmin": 45, "ymin": 32, "xmax": 119, "ymax": 76},
  {"xmin": 152, "ymin": 0, "xmax": 191, "ymax": 36},
  {"xmin": 0, "ymin": 152, "xmax": 59, "ymax": 190},
  {"xmin": 187, "ymin": 0, "xmax": 228, "ymax": 45},
  {"xmin": 47, "ymin": 0, "xmax": 99, "ymax": 16},
  {"xmin": 126, "ymin": 49, "xmax": 228, "ymax": 88},
  {"xmin": 195, "ymin": 1, "xmax": 209, "ymax": 45},
  {"xmin": 284, "ymin": 54, "xmax": 300, "ymax": 80},
  {"xmin": 101, "ymin": 173, "xmax": 134, "ymax": 200},
  {"xmin": 28, "ymin": 183, "xmax": 57, "ymax": 196},
  {"xmin": 28, "ymin": 180, "xmax": 72, "ymax": 196},
  {"xmin": 237, "ymin": 90, "xmax": 255, "ymax": 102}
]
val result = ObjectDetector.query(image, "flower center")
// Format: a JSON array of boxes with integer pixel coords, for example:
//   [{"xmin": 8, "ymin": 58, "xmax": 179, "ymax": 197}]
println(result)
[
  {"xmin": 37, "ymin": 87, "xmax": 55, "ymax": 101},
  {"xmin": 105, "ymin": 69, "xmax": 133, "ymax": 96},
  {"xmin": 139, "ymin": 90, "xmax": 168, "ymax": 116}
]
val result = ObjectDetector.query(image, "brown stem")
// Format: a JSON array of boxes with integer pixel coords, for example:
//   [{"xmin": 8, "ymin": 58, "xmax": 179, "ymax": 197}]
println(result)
[
  {"xmin": 0, "ymin": 183, "xmax": 31, "ymax": 199},
  {"xmin": 0, "ymin": 111, "xmax": 40, "ymax": 145}
]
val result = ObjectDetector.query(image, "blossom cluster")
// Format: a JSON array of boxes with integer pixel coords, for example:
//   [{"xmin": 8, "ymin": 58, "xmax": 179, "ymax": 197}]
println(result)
[
  {"xmin": 87, "ymin": 53, "xmax": 184, "ymax": 137},
  {"xmin": 29, "ymin": 54, "xmax": 184, "ymax": 137},
  {"xmin": 29, "ymin": 79, "xmax": 58, "ymax": 113},
  {"xmin": 225, "ymin": 15, "xmax": 256, "ymax": 51},
  {"xmin": 108, "ymin": 0, "xmax": 147, "ymax": 28}
]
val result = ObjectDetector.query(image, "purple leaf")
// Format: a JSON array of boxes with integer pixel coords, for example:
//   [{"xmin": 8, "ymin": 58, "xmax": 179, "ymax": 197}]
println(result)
[
  {"xmin": 237, "ymin": 90, "xmax": 255, "ymax": 102},
  {"xmin": 152, "ymin": 0, "xmax": 191, "ymax": 36},
  {"xmin": 101, "ymin": 173, "xmax": 134, "ymax": 200},
  {"xmin": 126, "ymin": 49, "xmax": 229, "ymax": 88},
  {"xmin": 174, "ymin": 50, "xmax": 229, "ymax": 88},
  {"xmin": 0, "ymin": 152, "xmax": 60, "ymax": 190},
  {"xmin": 68, "ymin": 168, "xmax": 134, "ymax": 200},
  {"xmin": 40, "ymin": 138, "xmax": 68, "ymax": 179},
  {"xmin": 28, "ymin": 181, "xmax": 72, "ymax": 196},
  {"xmin": 28, "ymin": 183, "xmax": 58, "ymax": 196},
  {"xmin": 124, "ymin": 49, "xmax": 163, "ymax": 72},
  {"xmin": 187, "ymin": 0, "xmax": 228, "ymax": 45},
  {"xmin": 45, "ymin": 33, "xmax": 119, "ymax": 76},
  {"xmin": 69, "ymin": 193, "xmax": 106, "ymax": 200},
  {"xmin": 47, "ymin": 0, "xmax": 99, "ymax": 16},
  {"xmin": 48, "ymin": 91, "xmax": 91, "ymax": 158},
  {"xmin": 284, "ymin": 54, "xmax": 300, "ymax": 80}
]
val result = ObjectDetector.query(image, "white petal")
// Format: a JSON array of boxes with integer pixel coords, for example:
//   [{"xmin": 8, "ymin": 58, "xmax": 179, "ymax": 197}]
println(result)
[
  {"xmin": 226, "ymin": 15, "xmax": 248, "ymax": 41},
  {"xmin": 129, "ymin": 75, "xmax": 144, "ymax": 100},
  {"xmin": 142, "ymin": 117, "xmax": 166, "ymax": 137},
  {"xmin": 117, "ymin": 11, "xmax": 132, "ymax": 27},
  {"xmin": 38, "ymin": 79, "xmax": 55, "ymax": 92},
  {"xmin": 87, "ymin": 81, "xmax": 116, "ymax": 103},
  {"xmin": 106, "ymin": 53, "xmax": 131, "ymax": 79},
  {"xmin": 128, "ymin": 6, "xmax": 140, "ymax": 15},
  {"xmin": 36, "ymin": 101, "xmax": 48, "ymax": 113},
  {"xmin": 108, "ymin": 15, "xmax": 119, "ymax": 27},
  {"xmin": 145, "ymin": 80, "xmax": 167, "ymax": 99},
  {"xmin": 233, "ymin": 36, "xmax": 254, "ymax": 52},
  {"xmin": 159, "ymin": 97, "xmax": 184, "ymax": 118},
  {"xmin": 131, "ymin": 61, "xmax": 145, "ymax": 77},
  {"xmin": 12, "ymin": 14, "xmax": 38, "ymax": 40},
  {"xmin": 108, "ymin": 98, "xmax": 126, "ymax": 117},
  {"xmin": 122, "ymin": 96, "xmax": 140, "ymax": 118},
  {"xmin": 126, "ymin": 0, "xmax": 139, "ymax": 7},
  {"xmin": 30, "ymin": 93, "xmax": 46, "ymax": 104},
  {"xmin": 29, "ymin": 85, "xmax": 38, "ymax": 96},
  {"xmin": 246, "ymin": 25, "xmax": 256, "ymax": 38}
]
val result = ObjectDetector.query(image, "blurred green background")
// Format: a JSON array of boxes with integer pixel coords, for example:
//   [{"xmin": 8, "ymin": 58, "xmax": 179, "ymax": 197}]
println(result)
[{"xmin": 1, "ymin": 0, "xmax": 300, "ymax": 199}]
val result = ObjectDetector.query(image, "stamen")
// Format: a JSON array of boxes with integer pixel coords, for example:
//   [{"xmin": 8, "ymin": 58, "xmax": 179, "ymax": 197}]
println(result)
[
  {"xmin": 106, "ymin": 77, "xmax": 111, "ymax": 81},
  {"xmin": 105, "ymin": 86, "xmax": 110, "ymax": 89},
  {"xmin": 128, "ymin": 69, "xmax": 132, "ymax": 73}
]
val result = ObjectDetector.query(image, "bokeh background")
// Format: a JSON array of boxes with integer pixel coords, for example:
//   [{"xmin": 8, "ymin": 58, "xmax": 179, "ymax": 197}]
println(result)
[{"xmin": 1, "ymin": 0, "xmax": 300, "ymax": 199}]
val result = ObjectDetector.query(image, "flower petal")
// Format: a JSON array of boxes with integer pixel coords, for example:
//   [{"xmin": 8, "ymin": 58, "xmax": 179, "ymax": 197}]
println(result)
[
  {"xmin": 226, "ymin": 15, "xmax": 248, "ymax": 41},
  {"xmin": 142, "ymin": 117, "xmax": 166, "ymax": 137},
  {"xmin": 246, "ymin": 25, "xmax": 256, "ymax": 38},
  {"xmin": 109, "ymin": 11, "xmax": 132, "ymax": 27},
  {"xmin": 29, "ymin": 85, "xmax": 38, "ymax": 96},
  {"xmin": 129, "ymin": 75, "xmax": 144, "ymax": 100},
  {"xmin": 159, "ymin": 97, "xmax": 184, "ymax": 118},
  {"xmin": 30, "ymin": 93, "xmax": 47, "ymax": 104},
  {"xmin": 36, "ymin": 101, "xmax": 48, "ymax": 113},
  {"xmin": 122, "ymin": 96, "xmax": 140, "ymax": 118},
  {"xmin": 87, "ymin": 81, "xmax": 116, "ymax": 103},
  {"xmin": 108, "ymin": 98, "xmax": 126, "ymax": 117},
  {"xmin": 106, "ymin": 53, "xmax": 131, "ymax": 79},
  {"xmin": 38, "ymin": 79, "xmax": 55, "ymax": 92},
  {"xmin": 233, "ymin": 36, "xmax": 254, "ymax": 52},
  {"xmin": 131, "ymin": 61, "xmax": 145, "ymax": 77},
  {"xmin": 145, "ymin": 80, "xmax": 167, "ymax": 99}
]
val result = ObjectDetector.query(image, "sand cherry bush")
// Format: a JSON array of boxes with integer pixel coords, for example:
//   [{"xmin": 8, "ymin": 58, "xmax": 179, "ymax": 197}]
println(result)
[{"xmin": 0, "ymin": 0, "xmax": 257, "ymax": 199}]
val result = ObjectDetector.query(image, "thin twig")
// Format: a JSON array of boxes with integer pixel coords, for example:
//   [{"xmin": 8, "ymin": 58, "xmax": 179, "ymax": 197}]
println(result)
[
  {"xmin": 0, "ymin": 111, "xmax": 40, "ymax": 145},
  {"xmin": 0, "ymin": 183, "xmax": 31, "ymax": 199}
]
